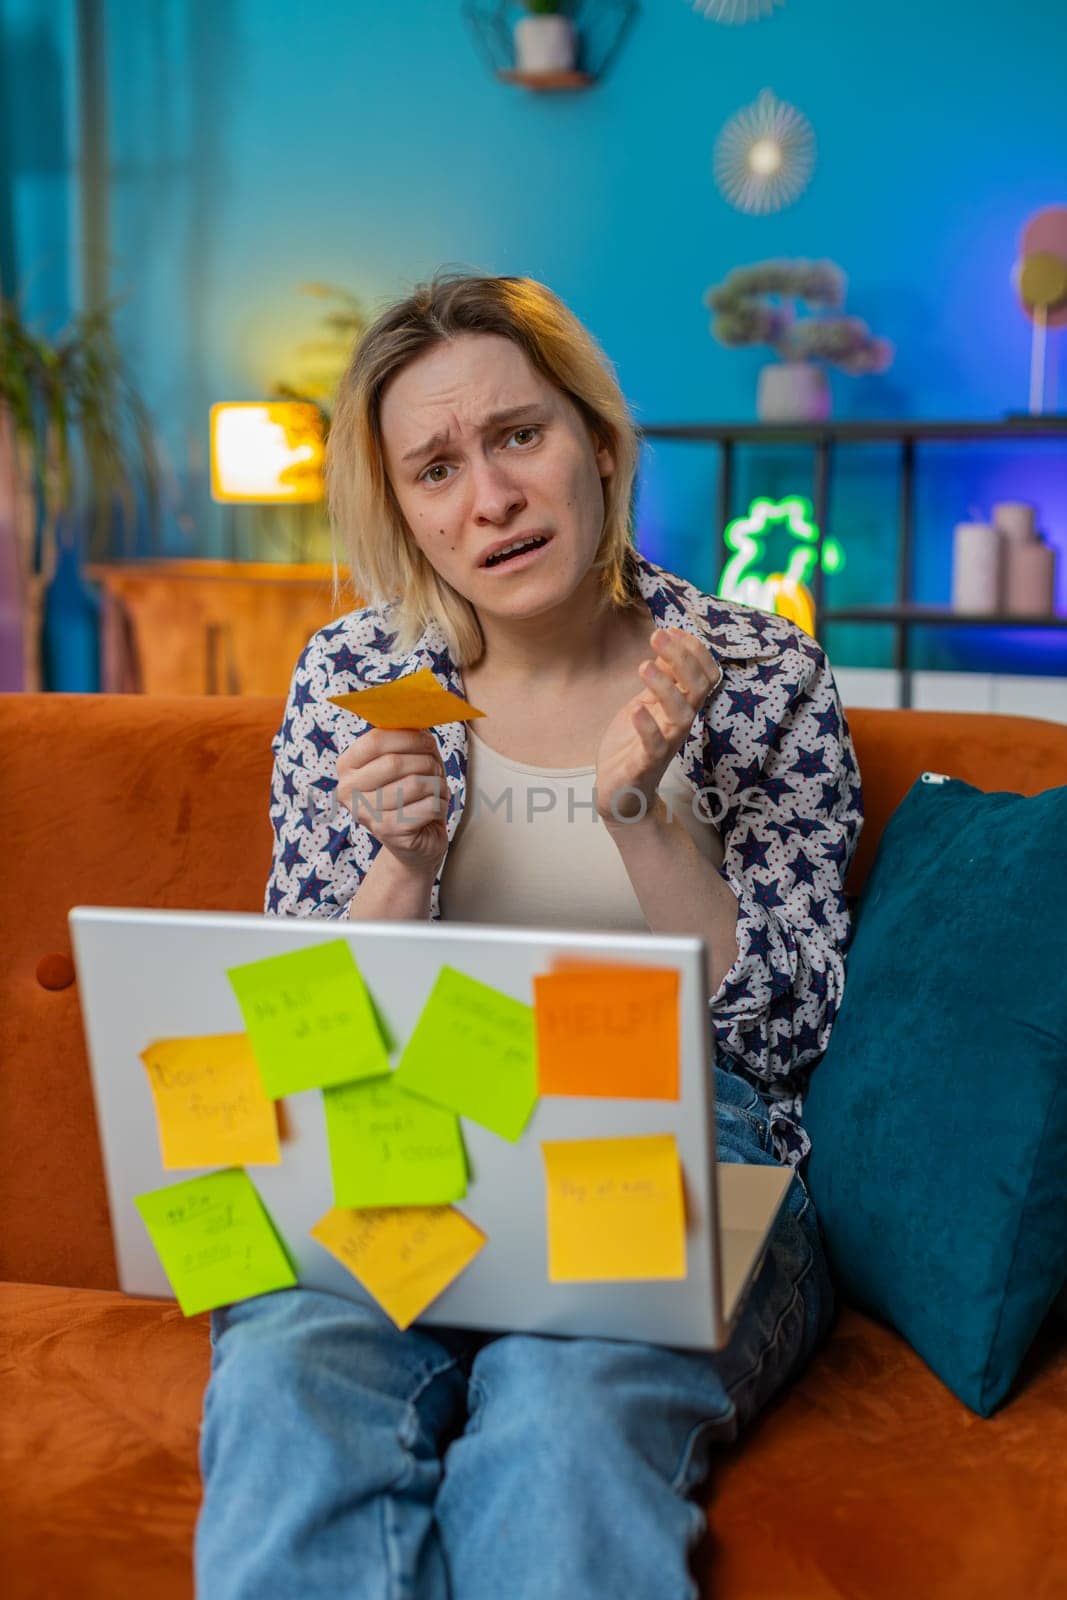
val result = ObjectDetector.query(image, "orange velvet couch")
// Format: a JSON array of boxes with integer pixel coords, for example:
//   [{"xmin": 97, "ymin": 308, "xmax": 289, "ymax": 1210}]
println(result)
[{"xmin": 3, "ymin": 693, "xmax": 1066, "ymax": 1600}]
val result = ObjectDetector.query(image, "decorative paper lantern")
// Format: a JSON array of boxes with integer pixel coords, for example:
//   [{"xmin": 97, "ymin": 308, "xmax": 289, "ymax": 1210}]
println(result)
[
  {"xmin": 713, "ymin": 89, "xmax": 815, "ymax": 215},
  {"xmin": 688, "ymin": 0, "xmax": 785, "ymax": 21}
]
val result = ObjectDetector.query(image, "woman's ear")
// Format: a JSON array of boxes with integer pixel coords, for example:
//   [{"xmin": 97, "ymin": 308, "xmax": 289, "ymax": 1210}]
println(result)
[{"xmin": 594, "ymin": 432, "xmax": 615, "ymax": 481}]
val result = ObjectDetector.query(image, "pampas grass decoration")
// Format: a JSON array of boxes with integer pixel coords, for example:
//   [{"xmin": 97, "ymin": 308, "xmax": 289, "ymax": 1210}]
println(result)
[{"xmin": 713, "ymin": 88, "xmax": 815, "ymax": 215}]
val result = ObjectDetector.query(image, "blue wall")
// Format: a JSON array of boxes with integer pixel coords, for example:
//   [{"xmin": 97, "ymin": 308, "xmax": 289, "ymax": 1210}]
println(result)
[{"xmin": 7, "ymin": 0, "xmax": 1067, "ymax": 677}]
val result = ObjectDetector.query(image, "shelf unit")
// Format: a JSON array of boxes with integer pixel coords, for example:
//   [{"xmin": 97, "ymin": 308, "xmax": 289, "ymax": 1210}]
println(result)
[{"xmin": 637, "ymin": 418, "xmax": 1067, "ymax": 707}]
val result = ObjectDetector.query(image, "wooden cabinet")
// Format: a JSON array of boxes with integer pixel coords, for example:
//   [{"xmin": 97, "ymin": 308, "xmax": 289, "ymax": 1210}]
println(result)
[{"xmin": 88, "ymin": 560, "xmax": 357, "ymax": 695}]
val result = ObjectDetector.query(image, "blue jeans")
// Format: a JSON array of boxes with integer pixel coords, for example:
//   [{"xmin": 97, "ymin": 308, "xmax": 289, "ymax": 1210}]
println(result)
[{"xmin": 194, "ymin": 1066, "xmax": 835, "ymax": 1600}]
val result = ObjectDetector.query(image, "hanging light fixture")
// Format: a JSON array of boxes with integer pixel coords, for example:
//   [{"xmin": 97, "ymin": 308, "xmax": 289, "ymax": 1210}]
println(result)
[
  {"xmin": 688, "ymin": 0, "xmax": 784, "ymax": 22},
  {"xmin": 713, "ymin": 88, "xmax": 815, "ymax": 215}
]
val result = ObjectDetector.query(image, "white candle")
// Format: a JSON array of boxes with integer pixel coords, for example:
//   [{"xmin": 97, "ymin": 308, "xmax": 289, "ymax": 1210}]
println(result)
[{"xmin": 952, "ymin": 522, "xmax": 1003, "ymax": 614}]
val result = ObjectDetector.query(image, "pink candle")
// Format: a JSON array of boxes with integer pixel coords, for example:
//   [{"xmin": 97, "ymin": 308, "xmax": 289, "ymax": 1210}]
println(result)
[
  {"xmin": 1005, "ymin": 537, "xmax": 1057, "ymax": 616},
  {"xmin": 993, "ymin": 502, "xmax": 1038, "ymax": 543}
]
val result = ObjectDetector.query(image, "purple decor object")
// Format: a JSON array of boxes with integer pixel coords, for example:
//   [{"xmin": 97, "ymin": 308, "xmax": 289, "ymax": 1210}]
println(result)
[{"xmin": 0, "ymin": 409, "xmax": 28, "ymax": 691}]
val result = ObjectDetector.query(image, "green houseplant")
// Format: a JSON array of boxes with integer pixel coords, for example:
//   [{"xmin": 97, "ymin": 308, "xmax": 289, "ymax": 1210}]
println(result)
[{"xmin": 0, "ymin": 292, "xmax": 162, "ymax": 690}]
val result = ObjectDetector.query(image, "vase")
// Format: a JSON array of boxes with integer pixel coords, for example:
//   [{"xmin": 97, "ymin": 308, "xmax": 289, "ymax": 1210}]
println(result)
[
  {"xmin": 42, "ymin": 530, "xmax": 102, "ymax": 692},
  {"xmin": 514, "ymin": 14, "xmax": 578, "ymax": 73},
  {"xmin": 756, "ymin": 362, "xmax": 831, "ymax": 424}
]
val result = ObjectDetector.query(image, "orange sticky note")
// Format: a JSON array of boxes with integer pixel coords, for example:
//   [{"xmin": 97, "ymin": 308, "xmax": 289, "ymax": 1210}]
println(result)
[
  {"xmin": 533, "ymin": 966, "xmax": 679, "ymax": 1099},
  {"xmin": 328, "ymin": 668, "xmax": 485, "ymax": 729},
  {"xmin": 310, "ymin": 1204, "xmax": 486, "ymax": 1329},
  {"xmin": 140, "ymin": 1034, "xmax": 281, "ymax": 1169},
  {"xmin": 541, "ymin": 1134, "xmax": 687, "ymax": 1282}
]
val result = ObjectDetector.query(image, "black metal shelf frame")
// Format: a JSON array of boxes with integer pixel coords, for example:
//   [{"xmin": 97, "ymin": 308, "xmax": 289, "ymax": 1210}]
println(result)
[{"xmin": 637, "ymin": 420, "xmax": 1067, "ymax": 708}]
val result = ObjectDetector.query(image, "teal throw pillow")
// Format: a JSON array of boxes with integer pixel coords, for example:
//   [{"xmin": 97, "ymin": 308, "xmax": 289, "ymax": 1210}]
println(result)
[{"xmin": 803, "ymin": 774, "xmax": 1067, "ymax": 1417}]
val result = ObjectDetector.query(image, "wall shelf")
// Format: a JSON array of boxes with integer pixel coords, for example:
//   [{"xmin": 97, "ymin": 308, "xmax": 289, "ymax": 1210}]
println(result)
[
  {"xmin": 636, "ymin": 418, "xmax": 1067, "ymax": 707},
  {"xmin": 496, "ymin": 69, "xmax": 594, "ymax": 91},
  {"xmin": 824, "ymin": 606, "xmax": 1067, "ymax": 629},
  {"xmin": 464, "ymin": 2, "xmax": 639, "ymax": 92}
]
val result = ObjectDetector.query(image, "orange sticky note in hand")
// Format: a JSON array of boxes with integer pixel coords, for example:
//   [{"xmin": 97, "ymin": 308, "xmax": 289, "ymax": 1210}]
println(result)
[
  {"xmin": 533, "ymin": 966, "xmax": 680, "ymax": 1100},
  {"xmin": 328, "ymin": 668, "xmax": 485, "ymax": 729},
  {"xmin": 541, "ymin": 1133, "xmax": 687, "ymax": 1282}
]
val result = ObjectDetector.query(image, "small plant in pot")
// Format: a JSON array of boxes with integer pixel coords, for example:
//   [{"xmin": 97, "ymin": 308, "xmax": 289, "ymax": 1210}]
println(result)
[
  {"xmin": 704, "ymin": 259, "xmax": 893, "ymax": 422},
  {"xmin": 514, "ymin": 0, "xmax": 578, "ymax": 75}
]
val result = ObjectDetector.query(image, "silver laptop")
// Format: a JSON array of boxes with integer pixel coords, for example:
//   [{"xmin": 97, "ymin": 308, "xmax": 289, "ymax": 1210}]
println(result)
[{"xmin": 68, "ymin": 906, "xmax": 793, "ymax": 1351}]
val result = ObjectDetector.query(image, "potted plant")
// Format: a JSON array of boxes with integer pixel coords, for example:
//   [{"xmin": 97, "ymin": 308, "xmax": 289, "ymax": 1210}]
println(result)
[
  {"xmin": 0, "ymin": 292, "xmax": 161, "ymax": 690},
  {"xmin": 704, "ymin": 259, "xmax": 893, "ymax": 422},
  {"xmin": 514, "ymin": 0, "xmax": 578, "ymax": 75}
]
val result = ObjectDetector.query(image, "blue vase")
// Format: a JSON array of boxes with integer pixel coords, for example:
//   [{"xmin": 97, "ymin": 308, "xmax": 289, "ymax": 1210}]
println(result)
[{"xmin": 43, "ymin": 535, "xmax": 101, "ymax": 692}]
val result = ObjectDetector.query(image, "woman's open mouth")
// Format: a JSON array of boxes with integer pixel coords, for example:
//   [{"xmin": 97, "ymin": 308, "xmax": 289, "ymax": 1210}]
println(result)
[{"xmin": 481, "ymin": 534, "xmax": 551, "ymax": 572}]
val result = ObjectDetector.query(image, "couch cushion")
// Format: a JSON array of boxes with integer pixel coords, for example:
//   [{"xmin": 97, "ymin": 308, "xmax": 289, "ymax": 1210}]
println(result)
[
  {"xmin": 0, "ymin": 1283, "xmax": 209, "ymax": 1600},
  {"xmin": 699, "ymin": 1305, "xmax": 1067, "ymax": 1599},
  {"xmin": 4, "ymin": 1284, "xmax": 1066, "ymax": 1600},
  {"xmin": 803, "ymin": 774, "xmax": 1067, "ymax": 1416}
]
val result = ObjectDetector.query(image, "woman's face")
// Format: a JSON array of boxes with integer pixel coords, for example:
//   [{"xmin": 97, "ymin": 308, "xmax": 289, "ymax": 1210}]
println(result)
[{"xmin": 379, "ymin": 332, "xmax": 615, "ymax": 624}]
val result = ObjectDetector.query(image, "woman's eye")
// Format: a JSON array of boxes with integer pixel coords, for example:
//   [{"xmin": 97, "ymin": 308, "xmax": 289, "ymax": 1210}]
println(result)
[{"xmin": 419, "ymin": 426, "xmax": 540, "ymax": 485}]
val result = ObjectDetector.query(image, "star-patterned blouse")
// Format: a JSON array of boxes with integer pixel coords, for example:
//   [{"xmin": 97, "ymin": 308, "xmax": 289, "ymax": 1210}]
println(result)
[{"xmin": 265, "ymin": 549, "xmax": 864, "ymax": 1171}]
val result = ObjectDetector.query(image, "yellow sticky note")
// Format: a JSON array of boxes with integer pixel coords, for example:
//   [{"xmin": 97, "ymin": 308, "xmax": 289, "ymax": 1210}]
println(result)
[
  {"xmin": 140, "ymin": 1034, "xmax": 281, "ymax": 1170},
  {"xmin": 309, "ymin": 1204, "xmax": 486, "ymax": 1330},
  {"xmin": 227, "ymin": 940, "xmax": 390, "ymax": 1098},
  {"xmin": 328, "ymin": 667, "xmax": 485, "ymax": 729},
  {"xmin": 541, "ymin": 1134, "xmax": 687, "ymax": 1282}
]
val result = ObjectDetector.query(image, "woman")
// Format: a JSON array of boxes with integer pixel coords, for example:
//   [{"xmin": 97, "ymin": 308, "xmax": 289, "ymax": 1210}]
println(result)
[{"xmin": 196, "ymin": 272, "xmax": 863, "ymax": 1600}]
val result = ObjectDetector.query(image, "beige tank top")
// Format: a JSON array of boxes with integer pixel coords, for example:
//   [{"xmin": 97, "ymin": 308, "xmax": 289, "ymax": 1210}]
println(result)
[{"xmin": 439, "ymin": 728, "xmax": 724, "ymax": 930}]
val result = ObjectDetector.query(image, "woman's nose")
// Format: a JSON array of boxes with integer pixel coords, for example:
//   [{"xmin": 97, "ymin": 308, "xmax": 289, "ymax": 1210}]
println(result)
[{"xmin": 470, "ymin": 455, "xmax": 526, "ymax": 523}]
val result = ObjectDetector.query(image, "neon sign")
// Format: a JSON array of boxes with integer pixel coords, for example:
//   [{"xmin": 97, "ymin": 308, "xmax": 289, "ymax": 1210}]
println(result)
[{"xmin": 717, "ymin": 495, "xmax": 843, "ymax": 638}]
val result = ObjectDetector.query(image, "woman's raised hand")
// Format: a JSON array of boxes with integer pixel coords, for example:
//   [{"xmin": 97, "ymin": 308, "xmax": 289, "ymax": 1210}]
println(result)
[
  {"xmin": 335, "ymin": 727, "xmax": 449, "ymax": 875},
  {"xmin": 594, "ymin": 627, "xmax": 722, "ymax": 823}
]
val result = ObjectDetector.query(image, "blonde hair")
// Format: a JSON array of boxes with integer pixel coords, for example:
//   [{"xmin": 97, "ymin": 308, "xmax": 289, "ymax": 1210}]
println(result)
[{"xmin": 325, "ymin": 270, "xmax": 642, "ymax": 666}]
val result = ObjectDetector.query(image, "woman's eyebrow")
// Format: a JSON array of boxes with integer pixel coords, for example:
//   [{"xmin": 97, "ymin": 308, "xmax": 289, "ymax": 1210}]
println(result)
[{"xmin": 401, "ymin": 404, "xmax": 546, "ymax": 465}]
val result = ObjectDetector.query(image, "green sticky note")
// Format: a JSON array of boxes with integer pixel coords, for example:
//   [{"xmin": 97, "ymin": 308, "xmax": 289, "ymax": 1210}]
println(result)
[
  {"xmin": 134, "ymin": 1168, "xmax": 297, "ymax": 1316},
  {"xmin": 393, "ymin": 965, "xmax": 537, "ymax": 1143},
  {"xmin": 323, "ymin": 1074, "xmax": 468, "ymax": 1207},
  {"xmin": 227, "ymin": 940, "xmax": 390, "ymax": 1098}
]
